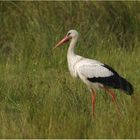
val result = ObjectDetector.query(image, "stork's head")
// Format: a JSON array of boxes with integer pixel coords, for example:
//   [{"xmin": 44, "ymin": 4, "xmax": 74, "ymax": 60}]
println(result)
[
  {"xmin": 53, "ymin": 29, "xmax": 79, "ymax": 49},
  {"xmin": 67, "ymin": 30, "xmax": 79, "ymax": 39}
]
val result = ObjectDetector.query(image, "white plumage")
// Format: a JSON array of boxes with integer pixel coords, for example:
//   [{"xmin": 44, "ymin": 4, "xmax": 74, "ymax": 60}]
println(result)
[
  {"xmin": 54, "ymin": 29, "xmax": 134, "ymax": 115},
  {"xmin": 76, "ymin": 59, "xmax": 114, "ymax": 89}
]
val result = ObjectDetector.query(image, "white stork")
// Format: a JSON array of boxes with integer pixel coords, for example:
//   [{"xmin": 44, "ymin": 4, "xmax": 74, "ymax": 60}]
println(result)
[{"xmin": 53, "ymin": 29, "xmax": 134, "ymax": 115}]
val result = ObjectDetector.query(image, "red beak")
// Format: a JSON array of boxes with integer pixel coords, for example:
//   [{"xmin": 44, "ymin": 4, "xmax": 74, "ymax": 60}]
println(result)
[{"xmin": 53, "ymin": 36, "xmax": 71, "ymax": 50}]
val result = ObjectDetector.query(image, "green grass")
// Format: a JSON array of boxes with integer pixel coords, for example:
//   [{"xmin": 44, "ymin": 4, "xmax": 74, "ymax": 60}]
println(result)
[{"xmin": 0, "ymin": 1, "xmax": 140, "ymax": 139}]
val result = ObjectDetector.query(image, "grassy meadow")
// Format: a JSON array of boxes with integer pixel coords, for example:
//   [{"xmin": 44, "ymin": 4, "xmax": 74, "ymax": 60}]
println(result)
[{"xmin": 0, "ymin": 1, "xmax": 140, "ymax": 138}]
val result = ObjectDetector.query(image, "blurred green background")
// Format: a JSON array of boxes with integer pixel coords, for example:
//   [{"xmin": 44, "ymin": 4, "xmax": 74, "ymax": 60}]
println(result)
[{"xmin": 0, "ymin": 1, "xmax": 140, "ymax": 138}]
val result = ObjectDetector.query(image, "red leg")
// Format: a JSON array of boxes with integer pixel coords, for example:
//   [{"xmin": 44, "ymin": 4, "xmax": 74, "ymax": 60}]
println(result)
[
  {"xmin": 91, "ymin": 89, "xmax": 96, "ymax": 116},
  {"xmin": 104, "ymin": 87, "xmax": 121, "ymax": 116}
]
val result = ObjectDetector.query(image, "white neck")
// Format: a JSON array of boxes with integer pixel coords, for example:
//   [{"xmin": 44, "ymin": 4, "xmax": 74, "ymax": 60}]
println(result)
[
  {"xmin": 67, "ymin": 37, "xmax": 78, "ymax": 57},
  {"xmin": 67, "ymin": 36, "xmax": 80, "ymax": 77}
]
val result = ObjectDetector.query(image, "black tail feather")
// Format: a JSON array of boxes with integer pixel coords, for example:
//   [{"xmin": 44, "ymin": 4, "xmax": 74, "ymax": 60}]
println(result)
[
  {"xmin": 87, "ymin": 75, "xmax": 134, "ymax": 95},
  {"xmin": 119, "ymin": 76, "xmax": 134, "ymax": 95}
]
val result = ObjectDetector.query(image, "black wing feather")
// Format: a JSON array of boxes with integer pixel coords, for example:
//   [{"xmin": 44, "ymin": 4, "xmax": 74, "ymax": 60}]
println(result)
[{"xmin": 87, "ymin": 64, "xmax": 134, "ymax": 95}]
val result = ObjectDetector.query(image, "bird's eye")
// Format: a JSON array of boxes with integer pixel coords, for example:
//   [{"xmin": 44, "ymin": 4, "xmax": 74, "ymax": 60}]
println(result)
[{"xmin": 67, "ymin": 32, "xmax": 71, "ymax": 36}]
